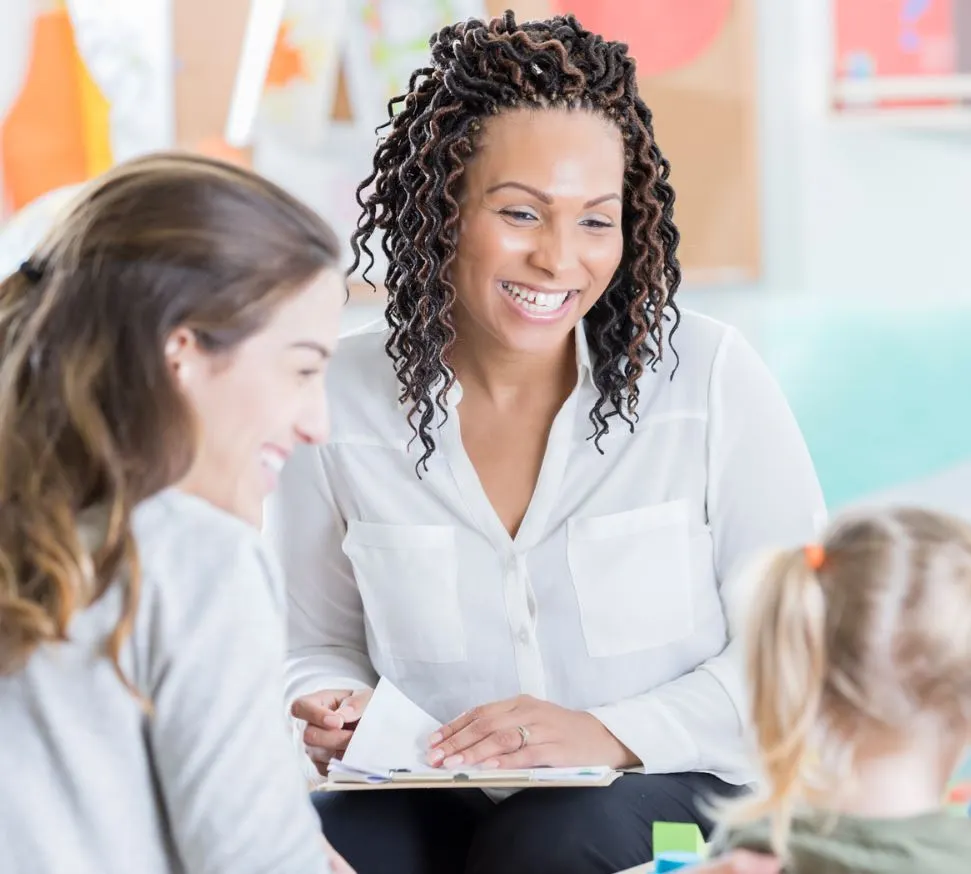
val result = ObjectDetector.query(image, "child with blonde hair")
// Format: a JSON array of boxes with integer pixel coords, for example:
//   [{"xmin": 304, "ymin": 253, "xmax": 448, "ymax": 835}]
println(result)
[{"xmin": 715, "ymin": 507, "xmax": 971, "ymax": 872}]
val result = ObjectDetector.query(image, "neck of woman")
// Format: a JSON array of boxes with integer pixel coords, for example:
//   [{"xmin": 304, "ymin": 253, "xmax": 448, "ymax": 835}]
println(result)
[{"xmin": 449, "ymin": 327, "xmax": 578, "ymax": 411}]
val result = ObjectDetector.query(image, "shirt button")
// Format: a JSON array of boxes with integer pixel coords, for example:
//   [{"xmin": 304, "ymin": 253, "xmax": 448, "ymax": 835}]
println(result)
[{"xmin": 518, "ymin": 628, "xmax": 530, "ymax": 645}]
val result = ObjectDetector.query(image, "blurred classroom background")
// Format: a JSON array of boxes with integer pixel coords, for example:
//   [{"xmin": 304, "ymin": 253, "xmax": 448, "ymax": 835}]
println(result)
[{"xmin": 1, "ymin": 0, "xmax": 969, "ymax": 518}]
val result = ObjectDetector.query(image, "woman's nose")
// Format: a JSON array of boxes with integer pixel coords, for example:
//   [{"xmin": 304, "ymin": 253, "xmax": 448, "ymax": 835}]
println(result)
[
  {"xmin": 530, "ymin": 222, "xmax": 579, "ymax": 276},
  {"xmin": 294, "ymin": 395, "xmax": 330, "ymax": 446}
]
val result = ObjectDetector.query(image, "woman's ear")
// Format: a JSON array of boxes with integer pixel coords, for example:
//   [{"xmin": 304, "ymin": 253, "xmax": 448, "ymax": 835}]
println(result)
[{"xmin": 164, "ymin": 327, "xmax": 199, "ymax": 386}]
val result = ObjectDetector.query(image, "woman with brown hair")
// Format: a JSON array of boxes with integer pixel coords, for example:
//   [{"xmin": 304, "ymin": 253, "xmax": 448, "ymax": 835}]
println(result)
[
  {"xmin": 0, "ymin": 153, "xmax": 348, "ymax": 874},
  {"xmin": 268, "ymin": 10, "xmax": 825, "ymax": 874}
]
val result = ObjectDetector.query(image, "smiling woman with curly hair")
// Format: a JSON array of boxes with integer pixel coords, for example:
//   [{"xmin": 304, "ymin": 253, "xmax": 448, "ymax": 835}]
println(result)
[
  {"xmin": 267, "ymin": 11, "xmax": 824, "ymax": 874},
  {"xmin": 351, "ymin": 10, "xmax": 682, "ymax": 470}
]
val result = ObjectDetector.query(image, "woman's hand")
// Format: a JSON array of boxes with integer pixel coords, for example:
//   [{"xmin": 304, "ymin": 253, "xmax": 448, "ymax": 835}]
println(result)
[
  {"xmin": 426, "ymin": 694, "xmax": 636, "ymax": 770},
  {"xmin": 291, "ymin": 688, "xmax": 373, "ymax": 776}
]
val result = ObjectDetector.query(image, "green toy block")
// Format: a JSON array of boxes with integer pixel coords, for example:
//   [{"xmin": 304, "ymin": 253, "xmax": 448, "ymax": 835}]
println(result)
[{"xmin": 653, "ymin": 821, "xmax": 706, "ymax": 858}]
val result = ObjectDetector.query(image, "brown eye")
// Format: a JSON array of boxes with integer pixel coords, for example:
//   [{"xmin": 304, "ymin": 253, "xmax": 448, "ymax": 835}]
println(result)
[{"xmin": 500, "ymin": 209, "xmax": 538, "ymax": 222}]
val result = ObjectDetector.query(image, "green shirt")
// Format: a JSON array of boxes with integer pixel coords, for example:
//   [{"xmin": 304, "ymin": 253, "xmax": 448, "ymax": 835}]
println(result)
[{"xmin": 719, "ymin": 810, "xmax": 971, "ymax": 874}]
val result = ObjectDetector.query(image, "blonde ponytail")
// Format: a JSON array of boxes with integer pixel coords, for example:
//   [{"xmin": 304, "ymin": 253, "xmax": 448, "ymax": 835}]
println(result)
[{"xmin": 729, "ymin": 547, "xmax": 829, "ymax": 855}]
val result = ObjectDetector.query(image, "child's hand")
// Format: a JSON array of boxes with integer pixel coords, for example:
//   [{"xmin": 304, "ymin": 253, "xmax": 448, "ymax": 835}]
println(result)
[{"xmin": 691, "ymin": 850, "xmax": 780, "ymax": 873}]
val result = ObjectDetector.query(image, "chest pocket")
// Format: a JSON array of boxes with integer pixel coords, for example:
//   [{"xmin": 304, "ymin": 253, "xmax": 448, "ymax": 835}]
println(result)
[
  {"xmin": 567, "ymin": 500, "xmax": 695, "ymax": 657},
  {"xmin": 342, "ymin": 521, "xmax": 466, "ymax": 663}
]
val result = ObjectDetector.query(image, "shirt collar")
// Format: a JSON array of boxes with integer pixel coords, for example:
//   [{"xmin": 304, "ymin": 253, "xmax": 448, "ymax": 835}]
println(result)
[{"xmin": 574, "ymin": 318, "xmax": 594, "ymax": 386}]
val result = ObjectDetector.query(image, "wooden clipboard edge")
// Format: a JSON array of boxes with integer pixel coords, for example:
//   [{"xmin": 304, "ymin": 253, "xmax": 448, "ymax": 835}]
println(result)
[{"xmin": 316, "ymin": 770, "xmax": 622, "ymax": 792}]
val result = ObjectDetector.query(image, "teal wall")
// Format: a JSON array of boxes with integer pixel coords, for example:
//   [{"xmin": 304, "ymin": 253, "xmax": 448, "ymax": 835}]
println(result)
[{"xmin": 760, "ymin": 303, "xmax": 971, "ymax": 508}]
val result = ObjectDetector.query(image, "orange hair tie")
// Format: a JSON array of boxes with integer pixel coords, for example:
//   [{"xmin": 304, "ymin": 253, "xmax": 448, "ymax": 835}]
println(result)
[{"xmin": 804, "ymin": 544, "xmax": 826, "ymax": 571}]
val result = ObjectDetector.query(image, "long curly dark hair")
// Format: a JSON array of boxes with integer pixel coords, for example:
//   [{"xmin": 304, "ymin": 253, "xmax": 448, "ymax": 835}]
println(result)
[{"xmin": 350, "ymin": 10, "xmax": 681, "ymax": 470}]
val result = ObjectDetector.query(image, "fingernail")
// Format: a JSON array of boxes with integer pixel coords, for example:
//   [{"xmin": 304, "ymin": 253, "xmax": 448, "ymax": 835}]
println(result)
[
  {"xmin": 443, "ymin": 754, "xmax": 464, "ymax": 769},
  {"xmin": 482, "ymin": 759, "xmax": 499, "ymax": 770},
  {"xmin": 427, "ymin": 748, "xmax": 445, "ymax": 765},
  {"xmin": 428, "ymin": 732, "xmax": 442, "ymax": 747}
]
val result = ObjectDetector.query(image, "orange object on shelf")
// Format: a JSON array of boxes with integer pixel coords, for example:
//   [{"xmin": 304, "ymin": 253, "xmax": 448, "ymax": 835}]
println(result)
[
  {"xmin": 1, "ymin": 7, "xmax": 111, "ymax": 213},
  {"xmin": 266, "ymin": 21, "xmax": 309, "ymax": 88}
]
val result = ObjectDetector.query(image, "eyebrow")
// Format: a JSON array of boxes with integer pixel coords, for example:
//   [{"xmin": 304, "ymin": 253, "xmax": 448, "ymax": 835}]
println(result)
[
  {"xmin": 485, "ymin": 181, "xmax": 621, "ymax": 209},
  {"xmin": 290, "ymin": 341, "xmax": 332, "ymax": 359}
]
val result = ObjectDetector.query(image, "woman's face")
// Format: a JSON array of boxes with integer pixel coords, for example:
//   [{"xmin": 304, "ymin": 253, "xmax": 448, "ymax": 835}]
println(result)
[
  {"xmin": 167, "ymin": 268, "xmax": 344, "ymax": 526},
  {"xmin": 449, "ymin": 107, "xmax": 625, "ymax": 356}
]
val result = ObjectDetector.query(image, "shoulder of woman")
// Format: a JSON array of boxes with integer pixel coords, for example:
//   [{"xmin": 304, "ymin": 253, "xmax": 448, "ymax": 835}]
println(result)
[
  {"xmin": 667, "ymin": 308, "xmax": 739, "ymax": 364},
  {"xmin": 666, "ymin": 309, "xmax": 780, "ymax": 397},
  {"xmin": 117, "ymin": 490, "xmax": 287, "ymax": 695},
  {"xmin": 329, "ymin": 323, "xmax": 397, "ymax": 393},
  {"xmin": 332, "ymin": 320, "xmax": 391, "ymax": 369},
  {"xmin": 634, "ymin": 307, "xmax": 742, "ymax": 394},
  {"xmin": 326, "ymin": 324, "xmax": 420, "ymax": 448},
  {"xmin": 132, "ymin": 489, "xmax": 281, "ymax": 609}
]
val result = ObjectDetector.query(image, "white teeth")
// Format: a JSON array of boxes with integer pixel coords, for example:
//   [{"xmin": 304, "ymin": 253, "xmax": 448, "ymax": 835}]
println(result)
[
  {"xmin": 500, "ymin": 281, "xmax": 570, "ymax": 313},
  {"xmin": 261, "ymin": 450, "xmax": 286, "ymax": 473}
]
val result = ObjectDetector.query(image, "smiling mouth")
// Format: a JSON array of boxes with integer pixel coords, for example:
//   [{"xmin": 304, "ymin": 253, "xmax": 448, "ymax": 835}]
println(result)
[
  {"xmin": 499, "ymin": 280, "xmax": 577, "ymax": 314},
  {"xmin": 260, "ymin": 448, "xmax": 288, "ymax": 474}
]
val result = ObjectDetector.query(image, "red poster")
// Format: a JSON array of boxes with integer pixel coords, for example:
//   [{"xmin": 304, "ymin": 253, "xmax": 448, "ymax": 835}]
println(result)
[
  {"xmin": 834, "ymin": 0, "xmax": 958, "ymax": 108},
  {"xmin": 550, "ymin": 0, "xmax": 733, "ymax": 77}
]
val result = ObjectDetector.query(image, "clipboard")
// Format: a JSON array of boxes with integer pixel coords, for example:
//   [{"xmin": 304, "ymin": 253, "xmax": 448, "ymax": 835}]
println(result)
[
  {"xmin": 317, "ymin": 766, "xmax": 623, "ymax": 792},
  {"xmin": 317, "ymin": 679, "xmax": 621, "ymax": 792}
]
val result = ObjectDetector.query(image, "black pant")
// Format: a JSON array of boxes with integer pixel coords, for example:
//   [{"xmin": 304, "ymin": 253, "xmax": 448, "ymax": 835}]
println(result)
[{"xmin": 312, "ymin": 771, "xmax": 743, "ymax": 874}]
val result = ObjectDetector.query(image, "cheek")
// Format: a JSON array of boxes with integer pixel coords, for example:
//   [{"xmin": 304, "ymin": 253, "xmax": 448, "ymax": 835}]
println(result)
[
  {"xmin": 187, "ymin": 368, "xmax": 275, "ymax": 456},
  {"xmin": 588, "ymin": 234, "xmax": 624, "ymax": 279},
  {"xmin": 456, "ymin": 216, "xmax": 528, "ymax": 276},
  {"xmin": 193, "ymin": 389, "xmax": 249, "ymax": 457},
  {"xmin": 453, "ymin": 221, "xmax": 533, "ymax": 316}
]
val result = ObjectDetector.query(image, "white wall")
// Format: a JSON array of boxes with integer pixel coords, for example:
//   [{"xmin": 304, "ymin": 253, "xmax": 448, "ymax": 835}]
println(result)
[{"xmin": 685, "ymin": 0, "xmax": 971, "ymax": 322}]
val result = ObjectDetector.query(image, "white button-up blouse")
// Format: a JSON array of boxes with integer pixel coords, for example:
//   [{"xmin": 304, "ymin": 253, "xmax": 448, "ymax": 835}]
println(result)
[{"xmin": 265, "ymin": 311, "xmax": 826, "ymax": 785}]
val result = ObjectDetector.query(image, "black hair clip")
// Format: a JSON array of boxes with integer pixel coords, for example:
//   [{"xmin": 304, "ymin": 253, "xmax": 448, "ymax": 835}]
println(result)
[{"xmin": 19, "ymin": 259, "xmax": 44, "ymax": 283}]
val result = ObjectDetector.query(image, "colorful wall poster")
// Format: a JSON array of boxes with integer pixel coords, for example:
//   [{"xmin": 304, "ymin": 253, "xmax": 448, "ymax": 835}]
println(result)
[
  {"xmin": 832, "ymin": 0, "xmax": 971, "ymax": 109},
  {"xmin": 342, "ymin": 0, "xmax": 487, "ymax": 134},
  {"xmin": 256, "ymin": 0, "xmax": 348, "ymax": 148}
]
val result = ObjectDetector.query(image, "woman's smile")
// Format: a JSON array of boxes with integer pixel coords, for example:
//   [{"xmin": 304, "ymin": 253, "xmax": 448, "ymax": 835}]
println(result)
[{"xmin": 496, "ymin": 280, "xmax": 579, "ymax": 322}]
